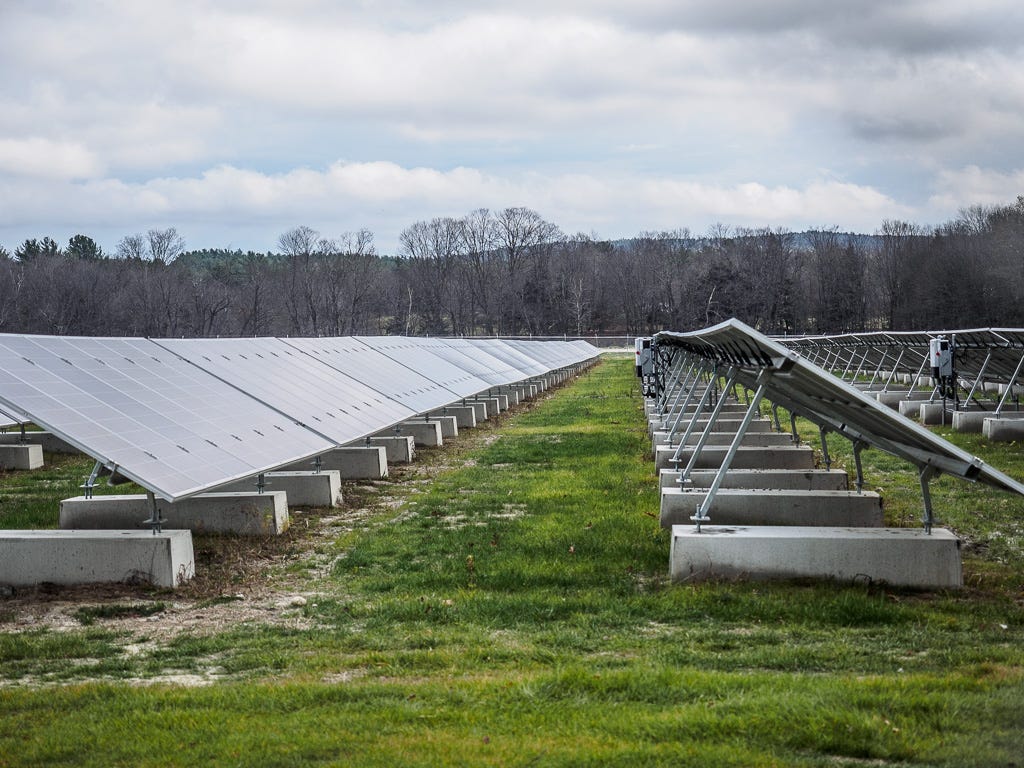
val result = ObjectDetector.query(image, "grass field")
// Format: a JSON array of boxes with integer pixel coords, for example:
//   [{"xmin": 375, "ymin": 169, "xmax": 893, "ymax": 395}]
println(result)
[{"xmin": 1, "ymin": 356, "xmax": 1023, "ymax": 766}]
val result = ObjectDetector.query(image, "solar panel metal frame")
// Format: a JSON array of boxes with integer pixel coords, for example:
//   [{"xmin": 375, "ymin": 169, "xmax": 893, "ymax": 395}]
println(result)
[
  {"xmin": 657, "ymin": 320, "xmax": 1024, "ymax": 496},
  {"xmin": 0, "ymin": 334, "xmax": 336, "ymax": 502}
]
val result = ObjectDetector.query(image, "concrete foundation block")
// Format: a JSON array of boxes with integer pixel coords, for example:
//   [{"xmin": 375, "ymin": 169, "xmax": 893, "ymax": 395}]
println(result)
[
  {"xmin": 659, "ymin": 468, "xmax": 849, "ymax": 491},
  {"xmin": 465, "ymin": 401, "xmax": 489, "ymax": 421},
  {"xmin": 286, "ymin": 446, "xmax": 388, "ymax": 480},
  {"xmin": 670, "ymin": 525, "xmax": 963, "ymax": 589},
  {"xmin": 0, "ymin": 530, "xmax": 195, "ymax": 588},
  {"xmin": 655, "ymin": 445, "xmax": 816, "ymax": 472},
  {"xmin": 875, "ymin": 391, "xmax": 932, "ymax": 409},
  {"xmin": 60, "ymin": 491, "xmax": 290, "ymax": 535},
  {"xmin": 472, "ymin": 396, "xmax": 504, "ymax": 415},
  {"xmin": 0, "ymin": 444, "xmax": 44, "ymax": 470},
  {"xmin": 0, "ymin": 431, "xmax": 82, "ymax": 454},
  {"xmin": 983, "ymin": 418, "xmax": 1024, "ymax": 442},
  {"xmin": 952, "ymin": 411, "xmax": 997, "ymax": 433},
  {"xmin": 660, "ymin": 487, "xmax": 884, "ymax": 528},
  {"xmin": 429, "ymin": 415, "xmax": 459, "ymax": 439},
  {"xmin": 430, "ymin": 406, "xmax": 477, "ymax": 430},
  {"xmin": 650, "ymin": 418, "xmax": 772, "ymax": 435},
  {"xmin": 653, "ymin": 431, "xmax": 795, "ymax": 452},
  {"xmin": 898, "ymin": 399, "xmax": 929, "ymax": 418},
  {"xmin": 384, "ymin": 421, "xmax": 442, "ymax": 447},
  {"xmin": 919, "ymin": 403, "xmax": 952, "ymax": 425},
  {"xmin": 368, "ymin": 435, "xmax": 415, "ymax": 463},
  {"xmin": 218, "ymin": 471, "xmax": 342, "ymax": 507}
]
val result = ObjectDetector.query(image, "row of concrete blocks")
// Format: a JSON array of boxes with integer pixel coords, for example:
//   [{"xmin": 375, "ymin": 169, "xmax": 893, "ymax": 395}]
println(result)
[
  {"xmin": 647, "ymin": 393, "xmax": 962, "ymax": 589},
  {"xmin": 845, "ymin": 388, "xmax": 1024, "ymax": 440},
  {"xmin": 0, "ymin": 369, "xmax": 587, "ymax": 588}
]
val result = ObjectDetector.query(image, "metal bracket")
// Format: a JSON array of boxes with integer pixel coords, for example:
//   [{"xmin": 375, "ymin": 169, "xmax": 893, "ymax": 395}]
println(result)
[
  {"xmin": 81, "ymin": 460, "xmax": 103, "ymax": 499},
  {"xmin": 819, "ymin": 426, "xmax": 831, "ymax": 470},
  {"xmin": 143, "ymin": 490, "xmax": 165, "ymax": 535}
]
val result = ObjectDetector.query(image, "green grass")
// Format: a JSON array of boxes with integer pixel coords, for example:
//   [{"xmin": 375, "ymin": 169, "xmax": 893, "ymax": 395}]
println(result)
[{"xmin": 1, "ymin": 357, "xmax": 1023, "ymax": 766}]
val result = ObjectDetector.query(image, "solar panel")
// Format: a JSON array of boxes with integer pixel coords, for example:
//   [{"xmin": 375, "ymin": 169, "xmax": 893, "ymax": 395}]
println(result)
[
  {"xmin": 0, "ymin": 335, "xmax": 335, "ymax": 502},
  {"xmin": 281, "ymin": 336, "xmax": 464, "ymax": 414},
  {"xmin": 154, "ymin": 337, "xmax": 418, "ymax": 442},
  {"xmin": 656, "ymin": 320, "xmax": 1024, "ymax": 496},
  {"xmin": 459, "ymin": 339, "xmax": 550, "ymax": 377},
  {"xmin": 503, "ymin": 339, "xmax": 598, "ymax": 370},
  {"xmin": 354, "ymin": 336, "xmax": 492, "ymax": 399},
  {"xmin": 431, "ymin": 339, "xmax": 527, "ymax": 387}
]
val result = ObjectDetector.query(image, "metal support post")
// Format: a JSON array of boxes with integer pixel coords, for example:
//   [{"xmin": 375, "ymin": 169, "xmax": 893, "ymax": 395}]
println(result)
[
  {"xmin": 771, "ymin": 404, "xmax": 782, "ymax": 432},
  {"xmin": 81, "ymin": 460, "xmax": 103, "ymax": 499},
  {"xmin": 919, "ymin": 466, "xmax": 938, "ymax": 534},
  {"xmin": 819, "ymin": 426, "xmax": 831, "ymax": 470},
  {"xmin": 852, "ymin": 441, "xmax": 865, "ymax": 494},
  {"xmin": 144, "ymin": 490, "xmax": 165, "ymax": 535},
  {"xmin": 789, "ymin": 412, "xmax": 800, "ymax": 445},
  {"xmin": 691, "ymin": 382, "xmax": 767, "ymax": 532},
  {"xmin": 881, "ymin": 349, "xmax": 905, "ymax": 393},
  {"xmin": 256, "ymin": 473, "xmax": 266, "ymax": 494},
  {"xmin": 664, "ymin": 364, "xmax": 703, "ymax": 444},
  {"xmin": 995, "ymin": 351, "xmax": 1024, "ymax": 416},
  {"xmin": 671, "ymin": 367, "xmax": 731, "ymax": 466},
  {"xmin": 962, "ymin": 350, "xmax": 992, "ymax": 411}
]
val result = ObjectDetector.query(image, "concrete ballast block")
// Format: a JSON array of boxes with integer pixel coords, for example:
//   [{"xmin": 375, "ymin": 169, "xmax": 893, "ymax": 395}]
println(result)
[
  {"xmin": 429, "ymin": 407, "xmax": 476, "ymax": 429},
  {"xmin": 0, "ymin": 444, "xmax": 44, "ymax": 470},
  {"xmin": 217, "ymin": 471, "xmax": 342, "ymax": 507},
  {"xmin": 983, "ymin": 418, "xmax": 1024, "ymax": 442},
  {"xmin": 670, "ymin": 525, "xmax": 962, "ymax": 589},
  {"xmin": 0, "ymin": 530, "xmax": 195, "ymax": 588},
  {"xmin": 285, "ymin": 446, "xmax": 388, "ymax": 480},
  {"xmin": 59, "ymin": 491, "xmax": 290, "ymax": 535},
  {"xmin": 367, "ymin": 435, "xmax": 415, "ymax": 463},
  {"xmin": 660, "ymin": 487, "xmax": 884, "ymax": 528},
  {"xmin": 659, "ymin": 468, "xmax": 849, "ymax": 491},
  {"xmin": 655, "ymin": 445, "xmax": 815, "ymax": 472}
]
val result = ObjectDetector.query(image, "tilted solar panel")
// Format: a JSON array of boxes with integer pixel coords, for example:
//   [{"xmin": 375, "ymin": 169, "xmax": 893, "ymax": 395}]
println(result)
[
  {"xmin": 0, "ymin": 335, "xmax": 335, "ymax": 501},
  {"xmin": 657, "ymin": 320, "xmax": 1024, "ymax": 496},
  {"xmin": 431, "ymin": 338, "xmax": 527, "ymax": 387},
  {"xmin": 281, "ymin": 336, "xmax": 464, "ymax": 415},
  {"xmin": 154, "ymin": 337, "xmax": 418, "ymax": 442},
  {"xmin": 354, "ymin": 336, "xmax": 491, "ymax": 399},
  {"xmin": 460, "ymin": 339, "xmax": 549, "ymax": 377}
]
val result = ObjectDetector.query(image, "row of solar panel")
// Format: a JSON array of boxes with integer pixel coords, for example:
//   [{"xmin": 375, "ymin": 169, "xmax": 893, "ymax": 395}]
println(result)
[
  {"xmin": 654, "ymin": 320, "xmax": 1024, "ymax": 497},
  {"xmin": 0, "ymin": 335, "xmax": 599, "ymax": 502},
  {"xmin": 778, "ymin": 328, "xmax": 1024, "ymax": 389}
]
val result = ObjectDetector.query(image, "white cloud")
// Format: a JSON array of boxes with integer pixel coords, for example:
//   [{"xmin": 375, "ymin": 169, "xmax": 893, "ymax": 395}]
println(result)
[
  {"xmin": 928, "ymin": 166, "xmax": 1024, "ymax": 211},
  {"xmin": 0, "ymin": 137, "xmax": 103, "ymax": 180},
  {"xmin": 0, "ymin": 160, "xmax": 913, "ymax": 252}
]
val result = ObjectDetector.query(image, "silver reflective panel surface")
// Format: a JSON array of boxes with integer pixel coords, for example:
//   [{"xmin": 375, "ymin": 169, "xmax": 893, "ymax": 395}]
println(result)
[
  {"xmin": 657, "ymin": 320, "xmax": 1024, "ymax": 496},
  {"xmin": 0, "ymin": 335, "xmax": 335, "ymax": 501},
  {"xmin": 282, "ymin": 337, "xmax": 463, "ymax": 414},
  {"xmin": 354, "ymin": 336, "xmax": 490, "ymax": 398},
  {"xmin": 460, "ymin": 339, "xmax": 549, "ymax": 377},
  {"xmin": 431, "ymin": 339, "xmax": 526, "ymax": 387},
  {"xmin": 155, "ymin": 337, "xmax": 416, "ymax": 441}
]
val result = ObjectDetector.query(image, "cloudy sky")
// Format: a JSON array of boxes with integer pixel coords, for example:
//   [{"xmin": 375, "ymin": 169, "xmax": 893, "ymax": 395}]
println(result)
[{"xmin": 2, "ymin": 0, "xmax": 1023, "ymax": 255}]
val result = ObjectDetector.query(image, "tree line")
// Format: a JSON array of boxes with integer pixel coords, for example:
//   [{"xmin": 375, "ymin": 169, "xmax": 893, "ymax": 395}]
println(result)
[{"xmin": 2, "ymin": 198, "xmax": 1023, "ymax": 338}]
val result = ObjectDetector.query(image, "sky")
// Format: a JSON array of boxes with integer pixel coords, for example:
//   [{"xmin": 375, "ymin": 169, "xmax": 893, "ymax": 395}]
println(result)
[{"xmin": 1, "ymin": 0, "xmax": 1023, "ymax": 256}]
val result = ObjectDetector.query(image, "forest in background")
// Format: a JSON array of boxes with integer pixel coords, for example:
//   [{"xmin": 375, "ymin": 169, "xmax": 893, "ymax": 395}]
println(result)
[{"xmin": 1, "ymin": 197, "xmax": 1022, "ymax": 338}]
